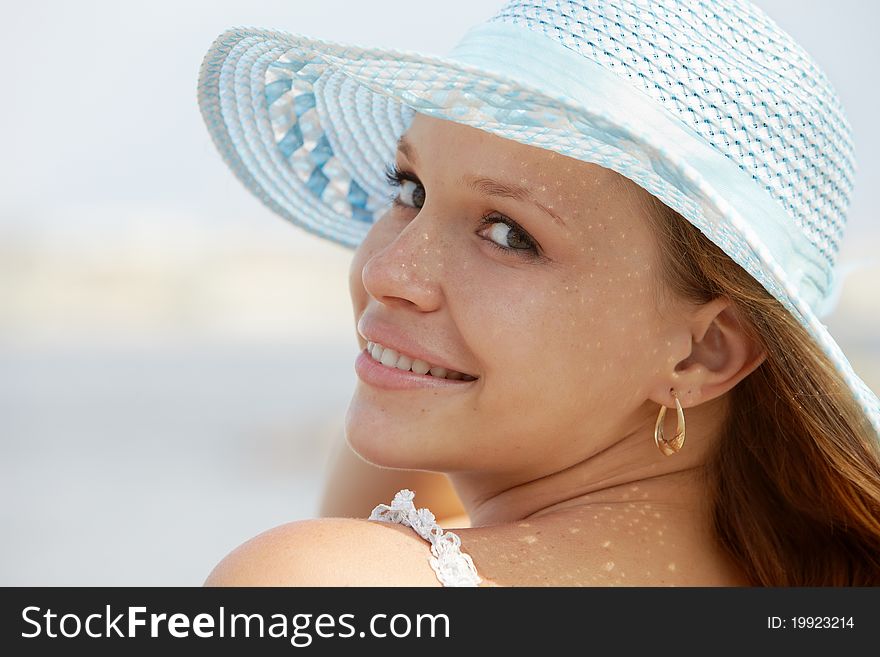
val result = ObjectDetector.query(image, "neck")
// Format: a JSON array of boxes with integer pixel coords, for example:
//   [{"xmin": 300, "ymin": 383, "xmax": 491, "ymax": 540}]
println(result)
[{"xmin": 448, "ymin": 397, "xmax": 725, "ymax": 527}]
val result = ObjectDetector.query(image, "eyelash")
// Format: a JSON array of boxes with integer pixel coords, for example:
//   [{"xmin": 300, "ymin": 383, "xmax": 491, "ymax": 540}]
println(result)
[{"xmin": 382, "ymin": 163, "xmax": 541, "ymax": 260}]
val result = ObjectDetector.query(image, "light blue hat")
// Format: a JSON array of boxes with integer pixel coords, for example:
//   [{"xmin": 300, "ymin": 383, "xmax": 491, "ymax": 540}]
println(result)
[{"xmin": 197, "ymin": 0, "xmax": 880, "ymax": 439}]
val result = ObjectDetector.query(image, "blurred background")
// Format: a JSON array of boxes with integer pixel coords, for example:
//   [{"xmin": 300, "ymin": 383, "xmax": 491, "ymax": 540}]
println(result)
[{"xmin": 1, "ymin": 1, "xmax": 877, "ymax": 585}]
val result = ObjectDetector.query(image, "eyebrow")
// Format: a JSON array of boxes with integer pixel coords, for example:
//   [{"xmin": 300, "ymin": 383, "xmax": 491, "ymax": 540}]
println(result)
[{"xmin": 396, "ymin": 136, "xmax": 567, "ymax": 228}]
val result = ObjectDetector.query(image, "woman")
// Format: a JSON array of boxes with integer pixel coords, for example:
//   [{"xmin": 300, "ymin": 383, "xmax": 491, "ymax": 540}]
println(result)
[{"xmin": 197, "ymin": 0, "xmax": 880, "ymax": 586}]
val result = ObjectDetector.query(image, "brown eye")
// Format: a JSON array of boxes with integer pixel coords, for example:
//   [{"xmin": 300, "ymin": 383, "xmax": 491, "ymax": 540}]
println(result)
[
  {"xmin": 399, "ymin": 180, "xmax": 425, "ymax": 209},
  {"xmin": 477, "ymin": 214, "xmax": 540, "ymax": 259},
  {"xmin": 484, "ymin": 222, "xmax": 530, "ymax": 250}
]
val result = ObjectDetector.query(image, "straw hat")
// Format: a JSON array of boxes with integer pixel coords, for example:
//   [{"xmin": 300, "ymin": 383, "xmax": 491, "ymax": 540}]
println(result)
[{"xmin": 197, "ymin": 0, "xmax": 880, "ymax": 438}]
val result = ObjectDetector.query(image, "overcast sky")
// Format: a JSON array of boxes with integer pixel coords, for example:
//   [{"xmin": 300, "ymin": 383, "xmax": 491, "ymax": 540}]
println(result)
[{"xmin": 2, "ymin": 0, "xmax": 877, "ymax": 259}]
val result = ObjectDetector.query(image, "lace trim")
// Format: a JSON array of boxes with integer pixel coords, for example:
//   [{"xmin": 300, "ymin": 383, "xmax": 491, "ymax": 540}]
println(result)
[{"xmin": 369, "ymin": 489, "xmax": 482, "ymax": 587}]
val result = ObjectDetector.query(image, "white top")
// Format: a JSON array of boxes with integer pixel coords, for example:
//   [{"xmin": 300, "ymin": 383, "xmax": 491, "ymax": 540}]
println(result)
[{"xmin": 368, "ymin": 488, "xmax": 482, "ymax": 587}]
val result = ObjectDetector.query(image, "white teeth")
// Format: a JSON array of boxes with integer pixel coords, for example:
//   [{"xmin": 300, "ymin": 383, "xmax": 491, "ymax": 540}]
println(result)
[
  {"xmin": 411, "ymin": 359, "xmax": 431, "ymax": 375},
  {"xmin": 365, "ymin": 340, "xmax": 475, "ymax": 381},
  {"xmin": 380, "ymin": 347, "xmax": 400, "ymax": 368}
]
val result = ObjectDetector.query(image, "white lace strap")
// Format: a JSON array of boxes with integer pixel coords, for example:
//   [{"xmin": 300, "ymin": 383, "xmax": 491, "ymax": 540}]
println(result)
[{"xmin": 369, "ymin": 488, "xmax": 482, "ymax": 587}]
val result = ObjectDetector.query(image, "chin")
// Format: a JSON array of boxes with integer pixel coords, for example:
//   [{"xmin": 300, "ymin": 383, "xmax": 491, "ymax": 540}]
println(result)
[{"xmin": 344, "ymin": 393, "xmax": 446, "ymax": 470}]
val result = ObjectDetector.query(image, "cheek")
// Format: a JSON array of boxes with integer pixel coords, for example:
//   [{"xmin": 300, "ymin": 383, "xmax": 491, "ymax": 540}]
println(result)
[
  {"xmin": 470, "ymin": 266, "xmax": 663, "ymax": 398},
  {"xmin": 560, "ymin": 267, "xmax": 667, "ymax": 404}
]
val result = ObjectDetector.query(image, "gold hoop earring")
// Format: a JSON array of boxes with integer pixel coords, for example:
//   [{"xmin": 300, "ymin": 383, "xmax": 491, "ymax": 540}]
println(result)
[{"xmin": 654, "ymin": 390, "xmax": 685, "ymax": 456}]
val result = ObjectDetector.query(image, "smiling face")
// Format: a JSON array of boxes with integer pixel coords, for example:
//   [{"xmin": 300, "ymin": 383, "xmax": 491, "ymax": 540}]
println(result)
[{"xmin": 346, "ymin": 113, "xmax": 685, "ymax": 476}]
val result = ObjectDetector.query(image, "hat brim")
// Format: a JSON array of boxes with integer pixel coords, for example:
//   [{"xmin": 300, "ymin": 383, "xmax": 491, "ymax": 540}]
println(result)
[{"xmin": 197, "ymin": 26, "xmax": 880, "ymax": 439}]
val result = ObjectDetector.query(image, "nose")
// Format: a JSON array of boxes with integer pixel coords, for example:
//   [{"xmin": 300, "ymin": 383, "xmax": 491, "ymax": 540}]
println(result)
[{"xmin": 361, "ymin": 212, "xmax": 446, "ymax": 312}]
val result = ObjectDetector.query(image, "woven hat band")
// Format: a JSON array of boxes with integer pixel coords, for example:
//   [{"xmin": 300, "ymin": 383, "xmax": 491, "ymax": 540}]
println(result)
[{"xmin": 447, "ymin": 22, "xmax": 830, "ymax": 312}]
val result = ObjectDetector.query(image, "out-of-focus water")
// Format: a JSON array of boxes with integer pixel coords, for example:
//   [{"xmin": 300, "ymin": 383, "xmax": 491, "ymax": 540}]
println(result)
[{"xmin": 0, "ymin": 339, "xmax": 357, "ymax": 585}]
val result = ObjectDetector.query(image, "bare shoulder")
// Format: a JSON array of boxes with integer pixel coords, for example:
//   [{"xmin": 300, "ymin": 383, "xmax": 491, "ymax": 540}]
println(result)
[{"xmin": 203, "ymin": 517, "xmax": 443, "ymax": 587}]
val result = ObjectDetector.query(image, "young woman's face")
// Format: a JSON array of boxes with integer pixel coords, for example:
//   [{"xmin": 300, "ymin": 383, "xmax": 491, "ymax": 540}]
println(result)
[{"xmin": 346, "ymin": 113, "xmax": 679, "ymax": 475}]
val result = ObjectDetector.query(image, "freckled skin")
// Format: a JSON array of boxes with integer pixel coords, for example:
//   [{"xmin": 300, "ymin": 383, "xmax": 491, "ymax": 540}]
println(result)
[
  {"xmin": 347, "ymin": 113, "xmax": 672, "ymax": 475},
  {"xmin": 346, "ymin": 114, "xmax": 758, "ymax": 586}
]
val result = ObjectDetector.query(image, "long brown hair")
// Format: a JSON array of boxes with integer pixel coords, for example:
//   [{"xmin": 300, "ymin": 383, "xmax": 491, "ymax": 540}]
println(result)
[{"xmin": 642, "ymin": 191, "xmax": 880, "ymax": 585}]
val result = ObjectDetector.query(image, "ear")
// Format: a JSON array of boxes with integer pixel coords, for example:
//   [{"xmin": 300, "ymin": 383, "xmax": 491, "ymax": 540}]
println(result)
[{"xmin": 653, "ymin": 297, "xmax": 766, "ymax": 408}]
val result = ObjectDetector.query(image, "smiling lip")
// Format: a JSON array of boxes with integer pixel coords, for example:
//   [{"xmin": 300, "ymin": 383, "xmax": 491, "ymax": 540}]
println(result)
[
  {"xmin": 355, "ymin": 350, "xmax": 478, "ymax": 390},
  {"xmin": 357, "ymin": 317, "xmax": 477, "ymax": 379}
]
